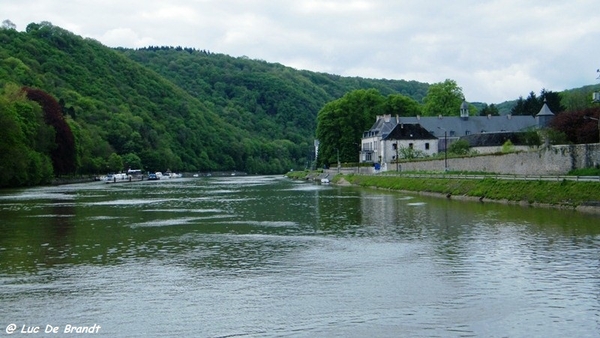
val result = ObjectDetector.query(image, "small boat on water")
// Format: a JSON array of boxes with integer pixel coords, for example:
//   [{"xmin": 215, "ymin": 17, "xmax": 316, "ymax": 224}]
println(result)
[
  {"xmin": 164, "ymin": 170, "xmax": 182, "ymax": 179},
  {"xmin": 100, "ymin": 169, "xmax": 144, "ymax": 183}
]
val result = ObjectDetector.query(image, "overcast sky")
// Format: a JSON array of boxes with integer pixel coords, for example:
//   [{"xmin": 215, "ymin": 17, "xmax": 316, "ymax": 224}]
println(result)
[{"xmin": 3, "ymin": 0, "xmax": 600, "ymax": 103}]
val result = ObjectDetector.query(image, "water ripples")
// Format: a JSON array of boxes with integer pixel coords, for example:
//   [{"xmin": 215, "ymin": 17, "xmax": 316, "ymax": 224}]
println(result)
[{"xmin": 0, "ymin": 177, "xmax": 599, "ymax": 337}]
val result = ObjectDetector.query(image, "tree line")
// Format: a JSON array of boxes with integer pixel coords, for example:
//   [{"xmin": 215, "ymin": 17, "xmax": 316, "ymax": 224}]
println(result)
[
  {"xmin": 1, "ymin": 21, "xmax": 598, "ymax": 187},
  {"xmin": 0, "ymin": 21, "xmax": 428, "ymax": 187},
  {"xmin": 316, "ymin": 81, "xmax": 600, "ymax": 167}
]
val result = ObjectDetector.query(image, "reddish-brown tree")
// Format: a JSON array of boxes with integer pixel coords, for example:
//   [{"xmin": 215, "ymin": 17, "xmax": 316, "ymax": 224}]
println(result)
[
  {"xmin": 23, "ymin": 87, "xmax": 76, "ymax": 175},
  {"xmin": 549, "ymin": 107, "xmax": 600, "ymax": 144}
]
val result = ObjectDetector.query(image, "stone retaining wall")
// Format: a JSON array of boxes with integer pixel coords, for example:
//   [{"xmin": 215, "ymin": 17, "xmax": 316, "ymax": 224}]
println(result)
[{"xmin": 329, "ymin": 143, "xmax": 600, "ymax": 176}]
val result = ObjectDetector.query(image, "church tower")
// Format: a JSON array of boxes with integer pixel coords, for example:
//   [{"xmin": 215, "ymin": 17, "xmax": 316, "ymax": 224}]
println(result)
[
  {"xmin": 536, "ymin": 98, "xmax": 554, "ymax": 128},
  {"xmin": 460, "ymin": 100, "xmax": 469, "ymax": 120}
]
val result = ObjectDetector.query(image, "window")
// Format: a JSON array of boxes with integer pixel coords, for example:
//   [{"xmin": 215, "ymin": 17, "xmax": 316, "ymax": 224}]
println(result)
[
  {"xmin": 409, "ymin": 143, "xmax": 414, "ymax": 149},
  {"xmin": 425, "ymin": 143, "xmax": 430, "ymax": 150}
]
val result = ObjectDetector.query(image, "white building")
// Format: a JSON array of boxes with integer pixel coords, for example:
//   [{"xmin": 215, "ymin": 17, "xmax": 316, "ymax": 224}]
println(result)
[{"xmin": 360, "ymin": 101, "xmax": 554, "ymax": 166}]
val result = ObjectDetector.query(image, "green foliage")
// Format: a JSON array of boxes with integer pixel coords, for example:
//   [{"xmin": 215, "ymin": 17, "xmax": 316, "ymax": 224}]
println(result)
[
  {"xmin": 398, "ymin": 146, "xmax": 426, "ymax": 159},
  {"xmin": 511, "ymin": 89, "xmax": 565, "ymax": 116},
  {"xmin": 122, "ymin": 153, "xmax": 143, "ymax": 170},
  {"xmin": 519, "ymin": 129, "xmax": 542, "ymax": 146},
  {"xmin": 422, "ymin": 79, "xmax": 465, "ymax": 116},
  {"xmin": 544, "ymin": 129, "xmax": 569, "ymax": 145},
  {"xmin": 568, "ymin": 167, "xmax": 600, "ymax": 176},
  {"xmin": 343, "ymin": 174, "xmax": 600, "ymax": 206},
  {"xmin": 478, "ymin": 103, "xmax": 500, "ymax": 116},
  {"xmin": 23, "ymin": 87, "xmax": 76, "ymax": 175},
  {"xmin": 0, "ymin": 84, "xmax": 54, "ymax": 187},
  {"xmin": 501, "ymin": 140, "xmax": 515, "ymax": 153},
  {"xmin": 107, "ymin": 153, "xmax": 123, "ymax": 172},
  {"xmin": 560, "ymin": 84, "xmax": 600, "ymax": 111},
  {"xmin": 384, "ymin": 94, "xmax": 422, "ymax": 117},
  {"xmin": 448, "ymin": 139, "xmax": 470, "ymax": 155},
  {"xmin": 0, "ymin": 23, "xmax": 430, "ymax": 185},
  {"xmin": 569, "ymin": 165, "xmax": 600, "ymax": 176},
  {"xmin": 316, "ymin": 89, "xmax": 385, "ymax": 166}
]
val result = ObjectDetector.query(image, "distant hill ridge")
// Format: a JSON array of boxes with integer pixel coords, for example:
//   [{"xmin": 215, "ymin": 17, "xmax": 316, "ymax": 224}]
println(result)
[
  {"xmin": 0, "ymin": 22, "xmax": 429, "ymax": 175},
  {"xmin": 0, "ymin": 22, "xmax": 597, "ymax": 179}
]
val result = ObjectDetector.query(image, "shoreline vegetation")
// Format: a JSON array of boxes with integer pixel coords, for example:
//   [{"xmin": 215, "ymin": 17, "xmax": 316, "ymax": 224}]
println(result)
[{"xmin": 286, "ymin": 171, "xmax": 600, "ymax": 215}]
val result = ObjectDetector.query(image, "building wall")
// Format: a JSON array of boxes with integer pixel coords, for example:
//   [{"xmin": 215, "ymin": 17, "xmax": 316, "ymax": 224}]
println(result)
[
  {"xmin": 361, "ymin": 139, "xmax": 439, "ymax": 163},
  {"xmin": 351, "ymin": 144, "xmax": 600, "ymax": 175},
  {"xmin": 470, "ymin": 145, "xmax": 532, "ymax": 155}
]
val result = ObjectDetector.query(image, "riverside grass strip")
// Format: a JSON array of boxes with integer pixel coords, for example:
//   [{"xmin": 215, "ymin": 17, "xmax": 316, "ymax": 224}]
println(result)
[
  {"xmin": 286, "ymin": 171, "xmax": 600, "ymax": 208},
  {"xmin": 341, "ymin": 174, "xmax": 600, "ymax": 207}
]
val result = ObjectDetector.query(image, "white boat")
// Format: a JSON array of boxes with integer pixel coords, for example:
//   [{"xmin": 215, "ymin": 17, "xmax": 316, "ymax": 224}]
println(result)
[
  {"xmin": 163, "ymin": 170, "xmax": 182, "ymax": 179},
  {"xmin": 101, "ymin": 172, "xmax": 135, "ymax": 183}
]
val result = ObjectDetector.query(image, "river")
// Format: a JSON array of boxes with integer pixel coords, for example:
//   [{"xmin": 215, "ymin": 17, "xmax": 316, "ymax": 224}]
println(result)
[{"xmin": 0, "ymin": 176, "xmax": 598, "ymax": 337}]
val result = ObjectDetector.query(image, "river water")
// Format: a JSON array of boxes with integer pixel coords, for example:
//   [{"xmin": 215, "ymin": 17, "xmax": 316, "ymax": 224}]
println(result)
[{"xmin": 0, "ymin": 176, "xmax": 598, "ymax": 337}]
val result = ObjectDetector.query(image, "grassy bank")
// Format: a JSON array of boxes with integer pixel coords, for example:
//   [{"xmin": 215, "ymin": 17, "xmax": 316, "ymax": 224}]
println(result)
[{"xmin": 287, "ymin": 171, "xmax": 600, "ymax": 210}]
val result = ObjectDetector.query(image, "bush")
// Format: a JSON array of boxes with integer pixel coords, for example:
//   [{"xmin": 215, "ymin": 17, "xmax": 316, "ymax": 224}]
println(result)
[
  {"xmin": 502, "ymin": 140, "xmax": 515, "ymax": 153},
  {"xmin": 448, "ymin": 139, "xmax": 470, "ymax": 155}
]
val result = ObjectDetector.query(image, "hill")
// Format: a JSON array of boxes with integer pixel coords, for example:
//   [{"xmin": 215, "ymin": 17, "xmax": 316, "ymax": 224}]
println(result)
[
  {"xmin": 0, "ymin": 22, "xmax": 429, "ymax": 185},
  {"xmin": 117, "ymin": 46, "xmax": 429, "ymax": 145}
]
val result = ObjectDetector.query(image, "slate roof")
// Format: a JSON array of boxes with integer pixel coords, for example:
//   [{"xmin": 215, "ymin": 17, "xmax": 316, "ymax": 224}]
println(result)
[
  {"xmin": 363, "ymin": 115, "xmax": 401, "ymax": 139},
  {"xmin": 363, "ymin": 101, "xmax": 554, "ymax": 141},
  {"xmin": 536, "ymin": 103, "xmax": 554, "ymax": 116},
  {"xmin": 384, "ymin": 123, "xmax": 437, "ymax": 140},
  {"xmin": 461, "ymin": 132, "xmax": 530, "ymax": 147},
  {"xmin": 368, "ymin": 115, "xmax": 539, "ymax": 139}
]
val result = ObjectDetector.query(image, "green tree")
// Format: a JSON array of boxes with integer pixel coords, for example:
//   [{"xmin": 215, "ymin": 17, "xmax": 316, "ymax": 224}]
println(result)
[
  {"xmin": 383, "ymin": 94, "xmax": 422, "ymax": 117},
  {"xmin": 122, "ymin": 153, "xmax": 143, "ymax": 170},
  {"xmin": 107, "ymin": 153, "xmax": 123, "ymax": 172},
  {"xmin": 479, "ymin": 103, "xmax": 499, "ymax": 116},
  {"xmin": 0, "ymin": 23, "xmax": 431, "ymax": 180},
  {"xmin": 448, "ymin": 139, "xmax": 470, "ymax": 155},
  {"xmin": 0, "ymin": 84, "xmax": 54, "ymax": 187},
  {"xmin": 316, "ymin": 89, "xmax": 384, "ymax": 166},
  {"xmin": 511, "ymin": 89, "xmax": 565, "ymax": 116},
  {"xmin": 422, "ymin": 79, "xmax": 465, "ymax": 116}
]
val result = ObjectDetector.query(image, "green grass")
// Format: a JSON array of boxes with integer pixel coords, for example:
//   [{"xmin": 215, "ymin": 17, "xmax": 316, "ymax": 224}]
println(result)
[
  {"xmin": 568, "ymin": 167, "xmax": 600, "ymax": 176},
  {"xmin": 340, "ymin": 174, "xmax": 600, "ymax": 207}
]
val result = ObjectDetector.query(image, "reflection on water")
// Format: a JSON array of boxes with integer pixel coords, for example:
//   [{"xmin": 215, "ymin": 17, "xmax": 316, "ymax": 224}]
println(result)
[{"xmin": 0, "ymin": 176, "xmax": 599, "ymax": 337}]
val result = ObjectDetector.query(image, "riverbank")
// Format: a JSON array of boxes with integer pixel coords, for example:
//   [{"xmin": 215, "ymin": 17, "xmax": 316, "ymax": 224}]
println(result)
[{"xmin": 286, "ymin": 171, "xmax": 600, "ymax": 215}]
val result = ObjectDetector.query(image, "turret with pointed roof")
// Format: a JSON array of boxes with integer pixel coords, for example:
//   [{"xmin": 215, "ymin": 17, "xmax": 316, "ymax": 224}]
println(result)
[
  {"xmin": 460, "ymin": 100, "xmax": 469, "ymax": 119},
  {"xmin": 536, "ymin": 98, "xmax": 555, "ymax": 128}
]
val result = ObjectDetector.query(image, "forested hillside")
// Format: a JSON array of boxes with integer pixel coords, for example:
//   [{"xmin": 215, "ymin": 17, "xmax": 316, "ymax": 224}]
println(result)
[
  {"xmin": 0, "ymin": 22, "xmax": 428, "ymax": 186},
  {"xmin": 118, "ymin": 46, "xmax": 429, "ymax": 146}
]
